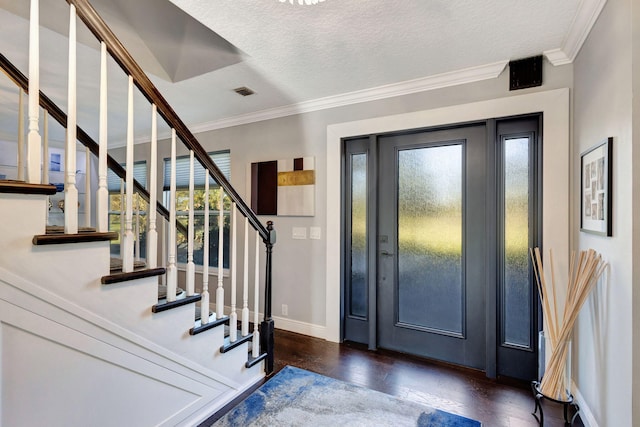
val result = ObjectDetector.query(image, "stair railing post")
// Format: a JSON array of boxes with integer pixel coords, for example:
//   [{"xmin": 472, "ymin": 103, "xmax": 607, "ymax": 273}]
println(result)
[
  {"xmin": 64, "ymin": 3, "xmax": 78, "ymax": 234},
  {"xmin": 201, "ymin": 175, "xmax": 210, "ymax": 324},
  {"xmin": 261, "ymin": 221, "xmax": 275, "ymax": 374},
  {"xmin": 229, "ymin": 202, "xmax": 238, "ymax": 342},
  {"xmin": 166, "ymin": 129, "xmax": 178, "ymax": 302},
  {"xmin": 121, "ymin": 75, "xmax": 134, "ymax": 272},
  {"xmin": 26, "ymin": 0, "xmax": 41, "ymax": 184},
  {"xmin": 186, "ymin": 150, "xmax": 195, "ymax": 296},
  {"xmin": 96, "ymin": 42, "xmax": 108, "ymax": 232},
  {"xmin": 147, "ymin": 104, "xmax": 158, "ymax": 268}
]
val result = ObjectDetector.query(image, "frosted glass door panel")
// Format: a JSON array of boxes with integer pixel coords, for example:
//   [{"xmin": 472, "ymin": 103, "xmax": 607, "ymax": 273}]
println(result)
[
  {"xmin": 502, "ymin": 137, "xmax": 531, "ymax": 348},
  {"xmin": 397, "ymin": 144, "xmax": 463, "ymax": 334},
  {"xmin": 350, "ymin": 153, "xmax": 368, "ymax": 318},
  {"xmin": 378, "ymin": 124, "xmax": 486, "ymax": 369}
]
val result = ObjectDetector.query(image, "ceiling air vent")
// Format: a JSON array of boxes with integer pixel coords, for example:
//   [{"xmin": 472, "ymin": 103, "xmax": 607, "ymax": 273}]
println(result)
[{"xmin": 233, "ymin": 86, "xmax": 255, "ymax": 96}]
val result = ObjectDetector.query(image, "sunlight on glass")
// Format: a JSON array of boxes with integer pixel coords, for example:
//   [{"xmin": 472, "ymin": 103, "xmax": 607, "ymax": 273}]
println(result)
[
  {"xmin": 397, "ymin": 144, "xmax": 462, "ymax": 333},
  {"xmin": 350, "ymin": 153, "xmax": 367, "ymax": 318}
]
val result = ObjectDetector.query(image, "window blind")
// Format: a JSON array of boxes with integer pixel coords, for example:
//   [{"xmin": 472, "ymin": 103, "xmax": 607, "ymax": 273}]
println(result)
[
  {"xmin": 107, "ymin": 161, "xmax": 147, "ymax": 192},
  {"xmin": 163, "ymin": 150, "xmax": 230, "ymax": 191}
]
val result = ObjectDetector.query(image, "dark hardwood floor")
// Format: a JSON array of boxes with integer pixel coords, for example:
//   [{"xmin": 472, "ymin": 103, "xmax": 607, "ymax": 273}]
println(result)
[{"xmin": 201, "ymin": 329, "xmax": 583, "ymax": 426}]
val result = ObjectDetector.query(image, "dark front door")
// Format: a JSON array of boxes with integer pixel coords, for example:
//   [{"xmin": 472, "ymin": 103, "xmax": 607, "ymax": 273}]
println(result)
[
  {"xmin": 376, "ymin": 126, "xmax": 487, "ymax": 368},
  {"xmin": 342, "ymin": 116, "xmax": 541, "ymax": 380}
]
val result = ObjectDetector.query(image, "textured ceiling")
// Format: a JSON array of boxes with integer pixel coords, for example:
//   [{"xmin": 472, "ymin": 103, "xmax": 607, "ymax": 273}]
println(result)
[{"xmin": 0, "ymin": 0, "xmax": 595, "ymax": 145}]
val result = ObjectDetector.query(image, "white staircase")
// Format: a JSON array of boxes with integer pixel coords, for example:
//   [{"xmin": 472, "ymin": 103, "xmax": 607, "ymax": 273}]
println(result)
[
  {"xmin": 0, "ymin": 0, "xmax": 276, "ymax": 425},
  {"xmin": 0, "ymin": 186, "xmax": 264, "ymax": 426}
]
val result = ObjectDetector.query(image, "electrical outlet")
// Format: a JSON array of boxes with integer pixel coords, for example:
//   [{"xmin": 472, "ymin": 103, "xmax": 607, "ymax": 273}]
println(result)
[{"xmin": 282, "ymin": 304, "xmax": 288, "ymax": 316}]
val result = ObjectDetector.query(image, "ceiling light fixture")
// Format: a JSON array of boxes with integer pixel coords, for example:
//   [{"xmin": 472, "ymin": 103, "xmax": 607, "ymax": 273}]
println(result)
[{"xmin": 279, "ymin": 0, "xmax": 326, "ymax": 5}]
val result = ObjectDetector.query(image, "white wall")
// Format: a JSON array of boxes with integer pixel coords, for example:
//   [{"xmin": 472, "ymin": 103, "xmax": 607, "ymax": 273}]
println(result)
[
  {"xmin": 573, "ymin": 0, "xmax": 634, "ymax": 425},
  {"xmin": 633, "ymin": 0, "xmax": 640, "ymax": 422}
]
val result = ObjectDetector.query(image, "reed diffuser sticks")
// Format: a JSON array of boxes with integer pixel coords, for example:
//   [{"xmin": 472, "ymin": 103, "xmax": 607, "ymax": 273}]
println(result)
[{"xmin": 530, "ymin": 248, "xmax": 607, "ymax": 400}]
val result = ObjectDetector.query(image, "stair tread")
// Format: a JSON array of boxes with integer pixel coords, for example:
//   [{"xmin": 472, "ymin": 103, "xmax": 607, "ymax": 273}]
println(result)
[
  {"xmin": 189, "ymin": 315, "xmax": 228, "ymax": 336},
  {"xmin": 0, "ymin": 180, "xmax": 57, "ymax": 195},
  {"xmin": 109, "ymin": 257, "xmax": 147, "ymax": 272},
  {"xmin": 33, "ymin": 231, "xmax": 118, "ymax": 245},
  {"xmin": 220, "ymin": 332, "xmax": 253, "ymax": 353},
  {"xmin": 101, "ymin": 267, "xmax": 166, "ymax": 285},
  {"xmin": 152, "ymin": 293, "xmax": 201, "ymax": 313},
  {"xmin": 246, "ymin": 352, "xmax": 268, "ymax": 369}
]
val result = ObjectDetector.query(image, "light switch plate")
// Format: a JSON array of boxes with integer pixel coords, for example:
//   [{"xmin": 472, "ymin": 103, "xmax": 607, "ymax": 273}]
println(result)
[
  {"xmin": 292, "ymin": 227, "xmax": 307, "ymax": 239},
  {"xmin": 309, "ymin": 227, "xmax": 321, "ymax": 240}
]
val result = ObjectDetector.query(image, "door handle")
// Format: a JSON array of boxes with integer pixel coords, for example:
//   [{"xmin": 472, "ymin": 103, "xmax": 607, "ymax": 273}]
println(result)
[{"xmin": 380, "ymin": 250, "xmax": 394, "ymax": 256}]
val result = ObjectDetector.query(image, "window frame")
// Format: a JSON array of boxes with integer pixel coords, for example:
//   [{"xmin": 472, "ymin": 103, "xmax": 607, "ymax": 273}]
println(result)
[
  {"xmin": 162, "ymin": 150, "xmax": 232, "ymax": 273},
  {"xmin": 107, "ymin": 161, "xmax": 149, "ymax": 259}
]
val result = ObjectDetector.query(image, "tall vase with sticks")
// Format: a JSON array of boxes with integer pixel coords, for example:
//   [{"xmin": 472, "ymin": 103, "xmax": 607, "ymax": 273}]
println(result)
[{"xmin": 530, "ymin": 248, "xmax": 607, "ymax": 401}]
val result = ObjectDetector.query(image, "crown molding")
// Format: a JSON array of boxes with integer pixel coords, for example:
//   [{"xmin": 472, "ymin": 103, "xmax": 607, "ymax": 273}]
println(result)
[
  {"xmin": 117, "ymin": 60, "xmax": 507, "ymax": 145},
  {"xmin": 188, "ymin": 60, "xmax": 508, "ymax": 134},
  {"xmin": 544, "ymin": 0, "xmax": 607, "ymax": 65}
]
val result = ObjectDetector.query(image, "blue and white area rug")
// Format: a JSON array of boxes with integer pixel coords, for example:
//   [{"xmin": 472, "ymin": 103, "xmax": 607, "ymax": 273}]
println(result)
[{"xmin": 212, "ymin": 366, "xmax": 481, "ymax": 426}]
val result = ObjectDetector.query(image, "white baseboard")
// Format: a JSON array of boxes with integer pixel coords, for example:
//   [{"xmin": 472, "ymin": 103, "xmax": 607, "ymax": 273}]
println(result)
[
  {"xmin": 572, "ymin": 381, "xmax": 599, "ymax": 427},
  {"xmin": 222, "ymin": 304, "xmax": 327, "ymax": 340},
  {"xmin": 272, "ymin": 315, "xmax": 326, "ymax": 339}
]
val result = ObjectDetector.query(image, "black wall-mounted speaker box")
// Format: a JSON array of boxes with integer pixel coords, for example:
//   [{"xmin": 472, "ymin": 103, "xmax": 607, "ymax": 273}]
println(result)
[{"xmin": 509, "ymin": 55, "xmax": 543, "ymax": 91}]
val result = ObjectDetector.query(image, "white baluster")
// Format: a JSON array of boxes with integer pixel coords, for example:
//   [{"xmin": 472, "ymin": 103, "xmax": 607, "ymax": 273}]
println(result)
[
  {"xmin": 96, "ymin": 42, "xmax": 108, "ymax": 232},
  {"xmin": 147, "ymin": 104, "xmax": 158, "ymax": 268},
  {"xmin": 252, "ymin": 230, "xmax": 260, "ymax": 357},
  {"xmin": 119, "ymin": 179, "xmax": 124, "ymax": 256},
  {"xmin": 43, "ymin": 110, "xmax": 49, "ymax": 225},
  {"xmin": 201, "ymin": 175, "xmax": 210, "ymax": 324},
  {"xmin": 42, "ymin": 110, "xmax": 48, "ymax": 184},
  {"xmin": 122, "ymin": 75, "xmax": 134, "ymax": 272},
  {"xmin": 26, "ymin": 0, "xmax": 41, "ymax": 184},
  {"xmin": 229, "ymin": 202, "xmax": 238, "ymax": 342},
  {"xmin": 242, "ymin": 218, "xmax": 249, "ymax": 336},
  {"xmin": 135, "ymin": 200, "xmax": 140, "ymax": 262},
  {"xmin": 161, "ymin": 217, "xmax": 167, "ymax": 285},
  {"xmin": 17, "ymin": 88, "xmax": 24, "ymax": 181},
  {"xmin": 84, "ymin": 146, "xmax": 91, "ymax": 228},
  {"xmin": 216, "ymin": 189, "xmax": 225, "ymax": 318},
  {"xmin": 64, "ymin": 4, "xmax": 78, "ymax": 234},
  {"xmin": 186, "ymin": 150, "xmax": 195, "ymax": 296},
  {"xmin": 166, "ymin": 129, "xmax": 178, "ymax": 302}
]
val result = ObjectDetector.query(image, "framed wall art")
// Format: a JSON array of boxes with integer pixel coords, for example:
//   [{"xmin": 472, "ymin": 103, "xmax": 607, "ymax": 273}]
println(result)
[
  {"xmin": 249, "ymin": 156, "xmax": 316, "ymax": 217},
  {"xmin": 580, "ymin": 137, "xmax": 612, "ymax": 236}
]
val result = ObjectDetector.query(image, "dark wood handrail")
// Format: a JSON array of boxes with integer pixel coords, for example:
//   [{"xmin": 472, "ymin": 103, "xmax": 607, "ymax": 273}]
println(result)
[
  {"xmin": 68, "ymin": 0, "xmax": 268, "ymax": 241},
  {"xmin": 0, "ymin": 53, "xmax": 187, "ymax": 236}
]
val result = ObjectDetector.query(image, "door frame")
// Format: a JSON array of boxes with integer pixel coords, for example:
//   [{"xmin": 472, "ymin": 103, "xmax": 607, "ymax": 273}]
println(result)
[{"xmin": 326, "ymin": 89, "xmax": 570, "ymax": 377}]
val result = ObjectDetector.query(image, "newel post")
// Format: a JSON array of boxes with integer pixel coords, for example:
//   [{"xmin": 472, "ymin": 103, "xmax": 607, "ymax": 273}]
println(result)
[{"xmin": 261, "ymin": 221, "xmax": 276, "ymax": 374}]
